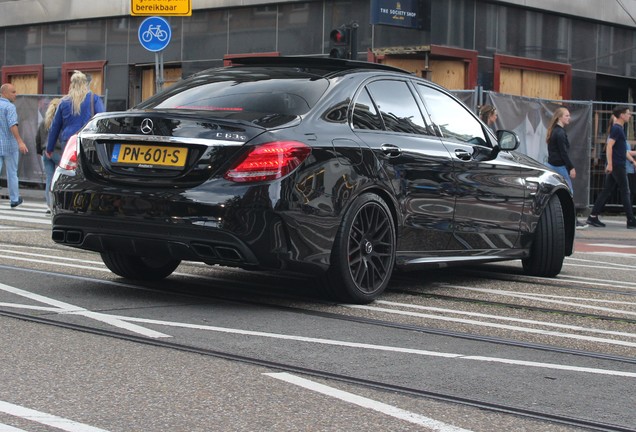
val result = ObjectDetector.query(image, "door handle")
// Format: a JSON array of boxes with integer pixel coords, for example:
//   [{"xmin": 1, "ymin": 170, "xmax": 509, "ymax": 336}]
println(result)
[
  {"xmin": 381, "ymin": 144, "xmax": 401, "ymax": 157},
  {"xmin": 454, "ymin": 149, "xmax": 472, "ymax": 161}
]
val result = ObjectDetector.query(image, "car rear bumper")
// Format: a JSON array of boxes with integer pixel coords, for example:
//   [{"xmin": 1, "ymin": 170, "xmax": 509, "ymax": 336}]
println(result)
[
  {"xmin": 50, "ymin": 185, "xmax": 334, "ymax": 274},
  {"xmin": 52, "ymin": 213, "xmax": 265, "ymax": 268}
]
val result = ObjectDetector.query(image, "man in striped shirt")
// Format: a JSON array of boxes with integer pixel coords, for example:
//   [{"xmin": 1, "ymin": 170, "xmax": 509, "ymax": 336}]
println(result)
[{"xmin": 0, "ymin": 83, "xmax": 29, "ymax": 208}]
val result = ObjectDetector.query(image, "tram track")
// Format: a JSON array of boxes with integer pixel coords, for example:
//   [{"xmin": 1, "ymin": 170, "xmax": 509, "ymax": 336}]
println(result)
[
  {"xmin": 2, "ymin": 255, "xmax": 636, "ymax": 430},
  {"xmin": 3, "ymin": 263, "xmax": 636, "ymax": 364},
  {"xmin": 441, "ymin": 267, "xmax": 636, "ymax": 297},
  {"xmin": 391, "ymin": 290, "xmax": 636, "ymax": 325},
  {"xmin": 0, "ymin": 307, "xmax": 633, "ymax": 432}
]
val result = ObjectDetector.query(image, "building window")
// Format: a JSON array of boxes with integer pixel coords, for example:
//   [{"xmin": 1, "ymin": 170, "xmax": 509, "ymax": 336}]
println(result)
[
  {"xmin": 485, "ymin": 4, "xmax": 506, "ymax": 52},
  {"xmin": 598, "ymin": 25, "xmax": 615, "ymax": 67},
  {"xmin": 61, "ymin": 61, "xmax": 107, "ymax": 95}
]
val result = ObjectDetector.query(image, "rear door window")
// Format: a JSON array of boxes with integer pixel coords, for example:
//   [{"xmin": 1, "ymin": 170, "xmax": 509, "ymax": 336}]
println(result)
[
  {"xmin": 352, "ymin": 87, "xmax": 383, "ymax": 130},
  {"xmin": 364, "ymin": 80, "xmax": 433, "ymax": 135}
]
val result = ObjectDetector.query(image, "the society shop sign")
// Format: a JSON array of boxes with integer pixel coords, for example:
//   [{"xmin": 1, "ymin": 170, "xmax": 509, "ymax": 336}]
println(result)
[
  {"xmin": 371, "ymin": 0, "xmax": 422, "ymax": 29},
  {"xmin": 138, "ymin": 16, "xmax": 171, "ymax": 52}
]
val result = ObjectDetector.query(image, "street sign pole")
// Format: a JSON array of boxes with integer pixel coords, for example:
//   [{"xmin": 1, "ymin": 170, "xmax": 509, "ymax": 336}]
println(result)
[{"xmin": 155, "ymin": 52, "xmax": 164, "ymax": 93}]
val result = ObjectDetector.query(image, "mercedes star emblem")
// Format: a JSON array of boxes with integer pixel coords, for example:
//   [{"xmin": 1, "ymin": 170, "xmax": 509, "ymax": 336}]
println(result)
[{"xmin": 140, "ymin": 118, "xmax": 154, "ymax": 134}]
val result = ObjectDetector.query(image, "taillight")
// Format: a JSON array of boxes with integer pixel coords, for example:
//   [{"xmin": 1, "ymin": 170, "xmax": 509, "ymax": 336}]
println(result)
[
  {"xmin": 59, "ymin": 134, "xmax": 79, "ymax": 171},
  {"xmin": 224, "ymin": 141, "xmax": 311, "ymax": 183}
]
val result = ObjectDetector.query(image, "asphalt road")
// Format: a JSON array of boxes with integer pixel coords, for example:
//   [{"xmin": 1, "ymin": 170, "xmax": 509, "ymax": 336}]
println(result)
[{"xmin": 0, "ymin": 187, "xmax": 635, "ymax": 432}]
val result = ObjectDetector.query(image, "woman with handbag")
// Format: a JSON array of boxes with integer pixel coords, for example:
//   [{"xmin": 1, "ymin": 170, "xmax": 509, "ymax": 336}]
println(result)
[{"xmin": 45, "ymin": 70, "xmax": 104, "ymax": 163}]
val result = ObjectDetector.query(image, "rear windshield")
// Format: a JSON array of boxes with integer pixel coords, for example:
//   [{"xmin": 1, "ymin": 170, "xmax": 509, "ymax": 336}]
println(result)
[{"xmin": 136, "ymin": 68, "xmax": 330, "ymax": 118}]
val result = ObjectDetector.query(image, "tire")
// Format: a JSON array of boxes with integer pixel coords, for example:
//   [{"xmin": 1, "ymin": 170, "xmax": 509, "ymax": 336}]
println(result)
[
  {"xmin": 522, "ymin": 195, "xmax": 565, "ymax": 277},
  {"xmin": 323, "ymin": 193, "xmax": 396, "ymax": 304},
  {"xmin": 101, "ymin": 251, "xmax": 181, "ymax": 281}
]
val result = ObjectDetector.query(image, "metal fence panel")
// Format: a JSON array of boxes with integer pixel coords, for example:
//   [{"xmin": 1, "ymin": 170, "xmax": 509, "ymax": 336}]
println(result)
[{"xmin": 5, "ymin": 91, "xmax": 634, "ymax": 213}]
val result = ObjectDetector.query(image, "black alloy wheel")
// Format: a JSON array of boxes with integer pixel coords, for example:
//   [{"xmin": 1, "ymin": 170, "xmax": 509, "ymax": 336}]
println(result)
[{"xmin": 325, "ymin": 193, "xmax": 396, "ymax": 304}]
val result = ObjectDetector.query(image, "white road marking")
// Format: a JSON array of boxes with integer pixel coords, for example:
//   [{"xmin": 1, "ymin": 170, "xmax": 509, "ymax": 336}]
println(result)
[
  {"xmin": 490, "ymin": 271, "xmax": 636, "ymax": 291},
  {"xmin": 0, "ymin": 423, "xmax": 27, "ymax": 431},
  {"xmin": 265, "ymin": 372, "xmax": 474, "ymax": 432},
  {"xmin": 0, "ymin": 228, "xmax": 40, "ymax": 232},
  {"xmin": 0, "ymin": 400, "xmax": 111, "ymax": 432},
  {"xmin": 0, "ymin": 283, "xmax": 170, "ymax": 339},
  {"xmin": 481, "ymin": 290, "xmax": 636, "ymax": 304},
  {"xmin": 587, "ymin": 243, "xmax": 636, "ymax": 249},
  {"xmin": 0, "ymin": 213, "xmax": 50, "ymax": 225},
  {"xmin": 0, "ymin": 254, "xmax": 110, "ymax": 271},
  {"xmin": 347, "ymin": 304, "xmax": 636, "ymax": 348},
  {"xmin": 579, "ymin": 251, "xmax": 636, "ymax": 258},
  {"xmin": 567, "ymin": 256, "xmax": 634, "ymax": 269},
  {"xmin": 114, "ymin": 314, "xmax": 636, "ymax": 377},
  {"xmin": 556, "ymin": 273, "xmax": 636, "ymax": 288},
  {"xmin": 564, "ymin": 262, "xmax": 633, "ymax": 270},
  {"xmin": 2, "ymin": 250, "xmax": 103, "ymax": 265},
  {"xmin": 373, "ymin": 300, "xmax": 636, "ymax": 338},
  {"xmin": 2, "ymin": 247, "xmax": 635, "ymax": 378},
  {"xmin": 443, "ymin": 285, "xmax": 636, "ymax": 316}
]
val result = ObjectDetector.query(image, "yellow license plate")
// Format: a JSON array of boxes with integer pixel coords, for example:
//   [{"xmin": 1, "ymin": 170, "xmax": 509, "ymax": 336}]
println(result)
[{"xmin": 111, "ymin": 144, "xmax": 188, "ymax": 168}]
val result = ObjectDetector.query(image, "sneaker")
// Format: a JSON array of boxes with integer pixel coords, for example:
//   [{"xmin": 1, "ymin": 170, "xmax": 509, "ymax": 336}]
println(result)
[
  {"xmin": 45, "ymin": 209, "xmax": 51, "ymax": 216},
  {"xmin": 628, "ymin": 219, "xmax": 636, "ymax": 229},
  {"xmin": 586, "ymin": 215, "xmax": 606, "ymax": 227},
  {"xmin": 575, "ymin": 220, "xmax": 588, "ymax": 229},
  {"xmin": 10, "ymin": 197, "xmax": 23, "ymax": 208}
]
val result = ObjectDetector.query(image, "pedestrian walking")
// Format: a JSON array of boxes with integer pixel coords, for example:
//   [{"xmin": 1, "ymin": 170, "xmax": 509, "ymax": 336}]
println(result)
[
  {"xmin": 587, "ymin": 106, "xmax": 636, "ymax": 229},
  {"xmin": 0, "ymin": 83, "xmax": 29, "ymax": 208},
  {"xmin": 628, "ymin": 145, "xmax": 636, "ymax": 209},
  {"xmin": 479, "ymin": 104, "xmax": 498, "ymax": 132},
  {"xmin": 35, "ymin": 97, "xmax": 61, "ymax": 214},
  {"xmin": 545, "ymin": 107, "xmax": 587, "ymax": 228},
  {"xmin": 45, "ymin": 70, "xmax": 104, "ymax": 161}
]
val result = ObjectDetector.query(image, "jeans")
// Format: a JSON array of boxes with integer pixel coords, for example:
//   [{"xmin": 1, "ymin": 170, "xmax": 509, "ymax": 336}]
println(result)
[
  {"xmin": 591, "ymin": 163, "xmax": 634, "ymax": 220},
  {"xmin": 545, "ymin": 163, "xmax": 573, "ymax": 191},
  {"xmin": 0, "ymin": 150, "xmax": 20, "ymax": 203},
  {"xmin": 43, "ymin": 152, "xmax": 61, "ymax": 209}
]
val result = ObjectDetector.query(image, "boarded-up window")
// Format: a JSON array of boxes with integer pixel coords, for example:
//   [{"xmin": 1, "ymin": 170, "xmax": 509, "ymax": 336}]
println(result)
[
  {"xmin": 429, "ymin": 60, "xmax": 465, "ymax": 90},
  {"xmin": 142, "ymin": 67, "xmax": 182, "ymax": 101},
  {"xmin": 494, "ymin": 55, "xmax": 571, "ymax": 100},
  {"xmin": 62, "ymin": 61, "xmax": 107, "ymax": 95},
  {"xmin": 375, "ymin": 58, "xmax": 467, "ymax": 90},
  {"xmin": 2, "ymin": 65, "xmax": 43, "ymax": 94},
  {"xmin": 381, "ymin": 58, "xmax": 426, "ymax": 77},
  {"xmin": 10, "ymin": 74, "xmax": 38, "ymax": 95},
  {"xmin": 85, "ymin": 71, "xmax": 104, "ymax": 96},
  {"xmin": 500, "ymin": 67, "xmax": 562, "ymax": 100}
]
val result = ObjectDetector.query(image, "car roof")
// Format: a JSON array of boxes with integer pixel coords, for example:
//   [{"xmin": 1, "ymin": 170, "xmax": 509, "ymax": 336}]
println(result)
[{"xmin": 227, "ymin": 56, "xmax": 412, "ymax": 76}]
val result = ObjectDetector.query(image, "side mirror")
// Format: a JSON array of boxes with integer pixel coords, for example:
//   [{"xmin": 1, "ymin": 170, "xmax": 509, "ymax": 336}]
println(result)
[{"xmin": 496, "ymin": 130, "xmax": 520, "ymax": 151}]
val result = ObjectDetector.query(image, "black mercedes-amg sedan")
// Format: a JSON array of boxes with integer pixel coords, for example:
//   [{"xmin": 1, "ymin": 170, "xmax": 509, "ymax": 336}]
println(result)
[{"xmin": 51, "ymin": 57, "xmax": 575, "ymax": 304}]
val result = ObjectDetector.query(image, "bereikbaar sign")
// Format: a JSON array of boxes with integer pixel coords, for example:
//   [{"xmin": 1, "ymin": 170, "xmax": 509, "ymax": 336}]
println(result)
[{"xmin": 130, "ymin": 0, "xmax": 191, "ymax": 16}]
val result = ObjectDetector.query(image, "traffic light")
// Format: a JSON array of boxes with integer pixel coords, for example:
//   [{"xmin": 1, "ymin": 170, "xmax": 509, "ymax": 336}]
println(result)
[
  {"xmin": 329, "ymin": 23, "xmax": 358, "ymax": 59},
  {"xmin": 329, "ymin": 27, "xmax": 350, "ymax": 59}
]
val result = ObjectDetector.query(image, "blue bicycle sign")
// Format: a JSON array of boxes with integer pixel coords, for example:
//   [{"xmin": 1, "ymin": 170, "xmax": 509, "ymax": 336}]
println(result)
[
  {"xmin": 138, "ymin": 16, "xmax": 171, "ymax": 52},
  {"xmin": 142, "ymin": 24, "xmax": 168, "ymax": 43}
]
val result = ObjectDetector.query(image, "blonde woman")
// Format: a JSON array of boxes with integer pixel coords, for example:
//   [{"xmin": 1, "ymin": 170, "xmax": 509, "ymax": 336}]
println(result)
[
  {"xmin": 545, "ymin": 107, "xmax": 587, "ymax": 228},
  {"xmin": 45, "ymin": 70, "xmax": 104, "ymax": 160},
  {"xmin": 35, "ymin": 98, "xmax": 61, "ymax": 213}
]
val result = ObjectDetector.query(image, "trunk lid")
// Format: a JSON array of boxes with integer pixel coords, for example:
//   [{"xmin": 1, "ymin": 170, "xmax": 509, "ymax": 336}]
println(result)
[{"xmin": 79, "ymin": 111, "xmax": 298, "ymax": 187}]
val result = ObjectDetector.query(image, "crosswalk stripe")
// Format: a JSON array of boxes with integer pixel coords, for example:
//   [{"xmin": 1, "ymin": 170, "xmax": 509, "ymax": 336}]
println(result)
[{"xmin": 0, "ymin": 204, "xmax": 51, "ymax": 225}]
